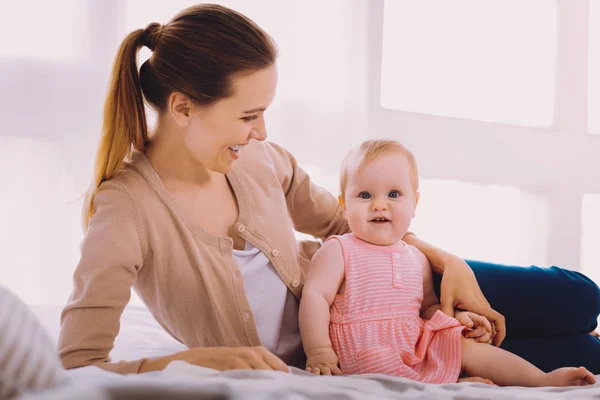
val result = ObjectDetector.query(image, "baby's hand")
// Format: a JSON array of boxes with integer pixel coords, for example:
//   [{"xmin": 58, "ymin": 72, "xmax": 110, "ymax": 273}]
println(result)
[
  {"xmin": 455, "ymin": 311, "xmax": 493, "ymax": 344},
  {"xmin": 305, "ymin": 347, "xmax": 342, "ymax": 376}
]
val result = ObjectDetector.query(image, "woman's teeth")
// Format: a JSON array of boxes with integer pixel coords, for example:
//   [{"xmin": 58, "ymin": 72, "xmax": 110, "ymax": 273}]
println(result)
[{"xmin": 228, "ymin": 144, "xmax": 245, "ymax": 153}]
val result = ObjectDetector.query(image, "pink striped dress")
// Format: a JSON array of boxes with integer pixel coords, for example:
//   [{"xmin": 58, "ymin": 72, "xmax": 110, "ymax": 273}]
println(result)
[{"xmin": 328, "ymin": 233, "xmax": 464, "ymax": 383}]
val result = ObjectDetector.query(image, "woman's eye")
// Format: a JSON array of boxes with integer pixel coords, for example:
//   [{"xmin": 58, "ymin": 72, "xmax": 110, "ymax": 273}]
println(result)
[
  {"xmin": 241, "ymin": 115, "xmax": 259, "ymax": 122},
  {"xmin": 358, "ymin": 192, "xmax": 371, "ymax": 199},
  {"xmin": 388, "ymin": 190, "xmax": 401, "ymax": 198}
]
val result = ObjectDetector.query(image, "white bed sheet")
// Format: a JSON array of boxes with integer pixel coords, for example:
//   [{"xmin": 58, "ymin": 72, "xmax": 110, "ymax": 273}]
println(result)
[
  {"xmin": 21, "ymin": 304, "xmax": 600, "ymax": 400},
  {"xmin": 31, "ymin": 304, "xmax": 188, "ymax": 362}
]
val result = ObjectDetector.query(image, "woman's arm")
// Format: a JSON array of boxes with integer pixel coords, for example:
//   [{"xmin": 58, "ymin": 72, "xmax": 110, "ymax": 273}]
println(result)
[
  {"xmin": 419, "ymin": 250, "xmax": 442, "ymax": 320},
  {"xmin": 403, "ymin": 232, "xmax": 453, "ymax": 275},
  {"xmin": 59, "ymin": 181, "xmax": 148, "ymax": 373},
  {"xmin": 138, "ymin": 346, "xmax": 288, "ymax": 373},
  {"xmin": 60, "ymin": 181, "xmax": 289, "ymax": 374},
  {"xmin": 265, "ymin": 142, "xmax": 349, "ymax": 241},
  {"xmin": 403, "ymin": 232, "xmax": 506, "ymax": 346}
]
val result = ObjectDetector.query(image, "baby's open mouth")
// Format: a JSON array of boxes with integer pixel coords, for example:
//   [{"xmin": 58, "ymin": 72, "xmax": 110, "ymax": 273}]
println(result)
[{"xmin": 369, "ymin": 217, "xmax": 390, "ymax": 223}]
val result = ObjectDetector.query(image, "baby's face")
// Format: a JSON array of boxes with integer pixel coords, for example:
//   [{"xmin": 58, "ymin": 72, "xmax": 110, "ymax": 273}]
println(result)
[{"xmin": 343, "ymin": 153, "xmax": 418, "ymax": 246}]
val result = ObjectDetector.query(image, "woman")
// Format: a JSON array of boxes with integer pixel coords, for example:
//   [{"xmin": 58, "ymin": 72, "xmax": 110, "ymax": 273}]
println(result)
[{"xmin": 58, "ymin": 4, "xmax": 600, "ymax": 375}]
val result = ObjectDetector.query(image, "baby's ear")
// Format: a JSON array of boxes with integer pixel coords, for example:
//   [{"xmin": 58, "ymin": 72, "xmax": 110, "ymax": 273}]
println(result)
[{"xmin": 412, "ymin": 190, "xmax": 420, "ymax": 217}]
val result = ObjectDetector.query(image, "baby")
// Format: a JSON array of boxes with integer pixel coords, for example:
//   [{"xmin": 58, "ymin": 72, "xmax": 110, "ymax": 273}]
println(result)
[{"xmin": 299, "ymin": 139, "xmax": 596, "ymax": 386}]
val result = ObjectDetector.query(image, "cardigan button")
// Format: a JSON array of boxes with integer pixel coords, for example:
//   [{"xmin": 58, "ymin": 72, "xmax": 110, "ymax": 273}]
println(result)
[
  {"xmin": 237, "ymin": 224, "xmax": 246, "ymax": 232},
  {"xmin": 291, "ymin": 280, "xmax": 300, "ymax": 288},
  {"xmin": 271, "ymin": 249, "xmax": 279, "ymax": 257}
]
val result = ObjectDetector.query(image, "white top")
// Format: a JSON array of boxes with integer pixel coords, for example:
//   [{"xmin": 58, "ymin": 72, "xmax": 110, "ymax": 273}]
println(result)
[{"xmin": 231, "ymin": 242, "xmax": 303, "ymax": 366}]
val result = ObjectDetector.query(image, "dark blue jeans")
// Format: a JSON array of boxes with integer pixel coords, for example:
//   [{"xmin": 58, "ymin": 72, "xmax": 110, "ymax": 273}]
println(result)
[{"xmin": 432, "ymin": 260, "xmax": 600, "ymax": 373}]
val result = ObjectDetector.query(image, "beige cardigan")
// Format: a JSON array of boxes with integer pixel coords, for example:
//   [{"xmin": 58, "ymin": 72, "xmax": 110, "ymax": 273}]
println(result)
[{"xmin": 58, "ymin": 141, "xmax": 348, "ymax": 374}]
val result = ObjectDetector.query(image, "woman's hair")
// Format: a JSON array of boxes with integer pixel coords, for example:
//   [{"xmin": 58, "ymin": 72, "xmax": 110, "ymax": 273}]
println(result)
[
  {"xmin": 84, "ymin": 4, "xmax": 278, "ymax": 229},
  {"xmin": 339, "ymin": 139, "xmax": 419, "ymax": 198}
]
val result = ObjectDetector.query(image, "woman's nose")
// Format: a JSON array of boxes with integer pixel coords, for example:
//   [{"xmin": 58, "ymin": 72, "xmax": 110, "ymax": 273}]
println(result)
[
  {"xmin": 250, "ymin": 127, "xmax": 267, "ymax": 141},
  {"xmin": 250, "ymin": 117, "xmax": 267, "ymax": 141}
]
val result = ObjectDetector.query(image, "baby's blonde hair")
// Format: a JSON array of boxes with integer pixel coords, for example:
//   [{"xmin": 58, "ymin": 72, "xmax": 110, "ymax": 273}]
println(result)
[{"xmin": 340, "ymin": 139, "xmax": 419, "ymax": 200}]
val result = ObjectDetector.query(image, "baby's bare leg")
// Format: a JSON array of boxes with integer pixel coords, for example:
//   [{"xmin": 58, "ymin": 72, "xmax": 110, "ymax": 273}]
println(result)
[{"xmin": 461, "ymin": 336, "xmax": 595, "ymax": 387}]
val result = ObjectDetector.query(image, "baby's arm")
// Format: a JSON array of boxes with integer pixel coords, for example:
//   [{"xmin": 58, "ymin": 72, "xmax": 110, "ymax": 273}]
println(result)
[
  {"xmin": 418, "ymin": 249, "xmax": 442, "ymax": 320},
  {"xmin": 299, "ymin": 239, "xmax": 345, "ymax": 375}
]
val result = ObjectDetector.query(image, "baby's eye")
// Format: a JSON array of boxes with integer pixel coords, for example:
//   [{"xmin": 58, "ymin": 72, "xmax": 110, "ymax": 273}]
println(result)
[
  {"xmin": 358, "ymin": 192, "xmax": 371, "ymax": 199},
  {"xmin": 241, "ymin": 115, "xmax": 259, "ymax": 122},
  {"xmin": 388, "ymin": 190, "xmax": 401, "ymax": 198}
]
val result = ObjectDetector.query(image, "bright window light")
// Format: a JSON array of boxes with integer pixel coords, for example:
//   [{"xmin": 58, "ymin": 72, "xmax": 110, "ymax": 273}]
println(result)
[
  {"xmin": 0, "ymin": 137, "xmax": 83, "ymax": 304},
  {"xmin": 296, "ymin": 165, "xmax": 550, "ymax": 267},
  {"xmin": 589, "ymin": 0, "xmax": 600, "ymax": 135},
  {"xmin": 0, "ymin": 1, "xmax": 87, "ymax": 62},
  {"xmin": 411, "ymin": 179, "xmax": 550, "ymax": 266},
  {"xmin": 381, "ymin": 0, "xmax": 558, "ymax": 127}
]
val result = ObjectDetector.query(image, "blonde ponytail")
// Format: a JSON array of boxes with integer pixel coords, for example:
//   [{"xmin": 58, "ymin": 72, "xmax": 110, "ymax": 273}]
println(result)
[
  {"xmin": 83, "ymin": 29, "xmax": 149, "ymax": 230},
  {"xmin": 83, "ymin": 4, "xmax": 278, "ymax": 230}
]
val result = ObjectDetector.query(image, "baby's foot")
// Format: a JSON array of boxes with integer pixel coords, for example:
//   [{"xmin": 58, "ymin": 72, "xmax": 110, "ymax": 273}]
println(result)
[
  {"xmin": 458, "ymin": 376, "xmax": 494, "ymax": 385},
  {"xmin": 544, "ymin": 367, "xmax": 596, "ymax": 387}
]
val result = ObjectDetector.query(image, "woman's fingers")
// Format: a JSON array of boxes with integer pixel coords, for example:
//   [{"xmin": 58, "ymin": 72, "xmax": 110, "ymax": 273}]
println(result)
[
  {"xmin": 479, "ymin": 308, "xmax": 505, "ymax": 346},
  {"xmin": 256, "ymin": 346, "xmax": 289, "ymax": 372},
  {"xmin": 248, "ymin": 357, "xmax": 273, "ymax": 370},
  {"xmin": 455, "ymin": 312, "xmax": 473, "ymax": 328},
  {"xmin": 472, "ymin": 314, "xmax": 492, "ymax": 332},
  {"xmin": 475, "ymin": 331, "xmax": 492, "ymax": 343},
  {"xmin": 464, "ymin": 325, "xmax": 486, "ymax": 338},
  {"xmin": 438, "ymin": 259, "xmax": 507, "ymax": 346}
]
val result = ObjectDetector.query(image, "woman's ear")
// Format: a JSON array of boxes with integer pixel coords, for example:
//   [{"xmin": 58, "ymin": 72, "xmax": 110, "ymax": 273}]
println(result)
[{"xmin": 167, "ymin": 92, "xmax": 192, "ymax": 127}]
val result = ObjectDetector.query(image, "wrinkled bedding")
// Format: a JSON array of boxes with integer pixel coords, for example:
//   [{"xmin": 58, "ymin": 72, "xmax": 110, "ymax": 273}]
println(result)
[
  {"xmin": 17, "ymin": 362, "xmax": 600, "ymax": 400},
  {"xmin": 18, "ymin": 304, "xmax": 600, "ymax": 400}
]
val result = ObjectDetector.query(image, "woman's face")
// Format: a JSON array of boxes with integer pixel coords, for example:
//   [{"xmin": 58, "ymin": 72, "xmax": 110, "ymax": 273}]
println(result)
[{"xmin": 183, "ymin": 65, "xmax": 278, "ymax": 174}]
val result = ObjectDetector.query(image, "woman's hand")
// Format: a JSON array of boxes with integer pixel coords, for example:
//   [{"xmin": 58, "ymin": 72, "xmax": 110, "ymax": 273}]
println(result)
[
  {"xmin": 455, "ymin": 311, "xmax": 493, "ymax": 344},
  {"xmin": 139, "ymin": 346, "xmax": 290, "ymax": 373},
  {"xmin": 440, "ymin": 257, "xmax": 506, "ymax": 346}
]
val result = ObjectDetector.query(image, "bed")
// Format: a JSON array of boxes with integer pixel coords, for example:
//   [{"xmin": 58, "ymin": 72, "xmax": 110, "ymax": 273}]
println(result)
[{"xmin": 8, "ymin": 304, "xmax": 599, "ymax": 399}]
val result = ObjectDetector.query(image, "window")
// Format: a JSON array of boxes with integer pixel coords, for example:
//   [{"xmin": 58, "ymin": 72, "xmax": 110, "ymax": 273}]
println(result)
[
  {"xmin": 296, "ymin": 165, "xmax": 550, "ymax": 267},
  {"xmin": 411, "ymin": 179, "xmax": 549, "ymax": 266},
  {"xmin": 381, "ymin": 0, "xmax": 558, "ymax": 127},
  {"xmin": 0, "ymin": 137, "xmax": 83, "ymax": 304},
  {"xmin": 0, "ymin": 1, "xmax": 88, "ymax": 62},
  {"xmin": 589, "ymin": 0, "xmax": 600, "ymax": 134}
]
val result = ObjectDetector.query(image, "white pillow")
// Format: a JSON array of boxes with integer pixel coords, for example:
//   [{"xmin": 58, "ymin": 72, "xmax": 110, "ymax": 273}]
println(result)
[
  {"xmin": 30, "ymin": 303, "xmax": 188, "ymax": 364},
  {"xmin": 0, "ymin": 285, "xmax": 65, "ymax": 398}
]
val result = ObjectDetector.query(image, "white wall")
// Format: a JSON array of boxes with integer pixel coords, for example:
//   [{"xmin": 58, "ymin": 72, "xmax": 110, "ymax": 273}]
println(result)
[
  {"xmin": 367, "ymin": 0, "xmax": 600, "ymax": 271},
  {"xmin": 0, "ymin": 0, "xmax": 598, "ymax": 305}
]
